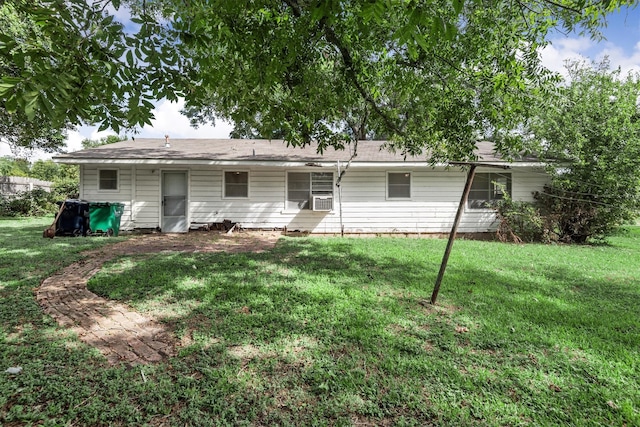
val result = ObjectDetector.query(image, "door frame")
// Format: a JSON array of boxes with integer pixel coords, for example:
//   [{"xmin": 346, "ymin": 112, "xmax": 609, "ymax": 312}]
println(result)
[{"xmin": 160, "ymin": 169, "xmax": 189, "ymax": 233}]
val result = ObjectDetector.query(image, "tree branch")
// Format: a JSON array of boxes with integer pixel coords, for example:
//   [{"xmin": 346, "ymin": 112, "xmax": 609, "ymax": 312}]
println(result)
[
  {"xmin": 320, "ymin": 23, "xmax": 405, "ymax": 136},
  {"xmin": 282, "ymin": 0, "xmax": 405, "ymax": 137},
  {"xmin": 539, "ymin": 0, "xmax": 582, "ymax": 15},
  {"xmin": 336, "ymin": 139, "xmax": 358, "ymax": 187}
]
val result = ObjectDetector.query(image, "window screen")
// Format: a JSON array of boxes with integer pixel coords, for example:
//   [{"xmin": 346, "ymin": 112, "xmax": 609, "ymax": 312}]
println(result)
[
  {"xmin": 468, "ymin": 173, "xmax": 512, "ymax": 208},
  {"xmin": 224, "ymin": 171, "xmax": 249, "ymax": 198},
  {"xmin": 99, "ymin": 169, "xmax": 118, "ymax": 190},
  {"xmin": 388, "ymin": 172, "xmax": 411, "ymax": 198},
  {"xmin": 287, "ymin": 172, "xmax": 334, "ymax": 210}
]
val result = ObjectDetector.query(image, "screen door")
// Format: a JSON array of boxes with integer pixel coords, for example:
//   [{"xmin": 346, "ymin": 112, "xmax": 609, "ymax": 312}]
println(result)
[{"xmin": 161, "ymin": 171, "xmax": 188, "ymax": 233}]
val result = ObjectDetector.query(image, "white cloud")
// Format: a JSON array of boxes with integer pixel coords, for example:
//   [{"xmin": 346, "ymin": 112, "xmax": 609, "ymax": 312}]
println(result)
[
  {"xmin": 65, "ymin": 130, "xmax": 85, "ymax": 153},
  {"xmin": 138, "ymin": 98, "xmax": 233, "ymax": 139},
  {"xmin": 539, "ymin": 37, "xmax": 593, "ymax": 77},
  {"xmin": 540, "ymin": 36, "xmax": 640, "ymax": 78},
  {"xmin": 0, "ymin": 141, "xmax": 13, "ymax": 158},
  {"xmin": 108, "ymin": 5, "xmax": 133, "ymax": 22},
  {"xmin": 71, "ymin": 98, "xmax": 234, "ymax": 150},
  {"xmin": 1, "ymin": 98, "xmax": 233, "ymax": 162},
  {"xmin": 595, "ymin": 42, "xmax": 640, "ymax": 76},
  {"xmin": 63, "ymin": 127, "xmax": 117, "ymax": 154}
]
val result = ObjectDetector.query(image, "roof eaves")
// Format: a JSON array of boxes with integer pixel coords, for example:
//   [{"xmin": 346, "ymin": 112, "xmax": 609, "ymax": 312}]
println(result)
[{"xmin": 54, "ymin": 156, "xmax": 546, "ymax": 169}]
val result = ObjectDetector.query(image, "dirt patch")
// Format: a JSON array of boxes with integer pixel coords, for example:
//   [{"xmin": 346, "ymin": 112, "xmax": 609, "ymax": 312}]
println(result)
[
  {"xmin": 87, "ymin": 229, "xmax": 281, "ymax": 256},
  {"xmin": 37, "ymin": 231, "xmax": 280, "ymax": 366}
]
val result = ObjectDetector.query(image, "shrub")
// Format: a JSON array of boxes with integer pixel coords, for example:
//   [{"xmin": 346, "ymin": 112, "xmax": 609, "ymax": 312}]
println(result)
[
  {"xmin": 533, "ymin": 184, "xmax": 626, "ymax": 244},
  {"xmin": 495, "ymin": 198, "xmax": 551, "ymax": 243},
  {"xmin": 0, "ymin": 194, "xmax": 14, "ymax": 216},
  {"xmin": 495, "ymin": 182, "xmax": 636, "ymax": 244},
  {"xmin": 0, "ymin": 188, "xmax": 57, "ymax": 217},
  {"xmin": 0, "ymin": 177, "xmax": 78, "ymax": 218},
  {"xmin": 52, "ymin": 178, "xmax": 79, "ymax": 200}
]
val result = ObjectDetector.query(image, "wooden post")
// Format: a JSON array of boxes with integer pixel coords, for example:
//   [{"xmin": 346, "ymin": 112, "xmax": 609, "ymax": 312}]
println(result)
[
  {"xmin": 431, "ymin": 165, "xmax": 477, "ymax": 305},
  {"xmin": 337, "ymin": 161, "xmax": 344, "ymax": 237}
]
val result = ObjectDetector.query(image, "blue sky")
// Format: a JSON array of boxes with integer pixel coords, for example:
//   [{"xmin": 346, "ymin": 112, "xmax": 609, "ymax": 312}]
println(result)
[
  {"xmin": 540, "ymin": 5, "xmax": 640, "ymax": 76},
  {"xmin": 2, "ymin": 5, "xmax": 640, "ymax": 160},
  {"xmin": 597, "ymin": 7, "xmax": 640, "ymax": 53}
]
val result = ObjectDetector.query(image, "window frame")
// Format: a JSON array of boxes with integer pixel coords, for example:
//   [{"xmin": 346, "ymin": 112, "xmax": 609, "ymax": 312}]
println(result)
[
  {"xmin": 386, "ymin": 171, "xmax": 412, "ymax": 200},
  {"xmin": 286, "ymin": 171, "xmax": 335, "ymax": 211},
  {"xmin": 98, "ymin": 168, "xmax": 119, "ymax": 192},
  {"xmin": 467, "ymin": 172, "xmax": 512, "ymax": 209},
  {"xmin": 222, "ymin": 170, "xmax": 250, "ymax": 199}
]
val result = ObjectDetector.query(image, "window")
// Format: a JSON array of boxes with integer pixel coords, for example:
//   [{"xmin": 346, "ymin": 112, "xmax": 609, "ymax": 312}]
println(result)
[
  {"xmin": 387, "ymin": 172, "xmax": 411, "ymax": 199},
  {"xmin": 98, "ymin": 169, "xmax": 118, "ymax": 190},
  {"xmin": 287, "ymin": 172, "xmax": 333, "ymax": 210},
  {"xmin": 468, "ymin": 173, "xmax": 512, "ymax": 209},
  {"xmin": 224, "ymin": 171, "xmax": 249, "ymax": 198}
]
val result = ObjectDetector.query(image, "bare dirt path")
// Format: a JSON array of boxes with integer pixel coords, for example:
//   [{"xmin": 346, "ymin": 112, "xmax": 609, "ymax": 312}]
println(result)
[{"xmin": 36, "ymin": 231, "xmax": 280, "ymax": 365}]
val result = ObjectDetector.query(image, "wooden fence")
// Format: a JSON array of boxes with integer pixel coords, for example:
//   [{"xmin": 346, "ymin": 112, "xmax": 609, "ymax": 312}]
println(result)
[{"xmin": 0, "ymin": 176, "xmax": 53, "ymax": 196}]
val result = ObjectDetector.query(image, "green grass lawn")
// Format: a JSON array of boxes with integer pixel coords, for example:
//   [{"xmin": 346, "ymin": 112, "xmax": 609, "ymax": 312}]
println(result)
[{"xmin": 1, "ymin": 217, "xmax": 639, "ymax": 426}]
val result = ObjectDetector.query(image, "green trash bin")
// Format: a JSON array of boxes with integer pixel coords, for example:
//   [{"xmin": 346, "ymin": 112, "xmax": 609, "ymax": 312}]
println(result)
[{"xmin": 89, "ymin": 202, "xmax": 124, "ymax": 236}]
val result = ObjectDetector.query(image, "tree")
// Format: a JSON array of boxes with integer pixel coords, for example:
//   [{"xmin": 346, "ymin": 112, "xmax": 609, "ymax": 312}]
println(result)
[
  {"xmin": 530, "ymin": 59, "xmax": 640, "ymax": 243},
  {"xmin": 173, "ymin": 0, "xmax": 625, "ymax": 160},
  {"xmin": 81, "ymin": 134, "xmax": 127, "ymax": 149},
  {"xmin": 29, "ymin": 159, "xmax": 77, "ymax": 181},
  {"xmin": 0, "ymin": 156, "xmax": 30, "ymax": 176},
  {"xmin": 0, "ymin": 2, "xmax": 73, "ymax": 155},
  {"xmin": 0, "ymin": 0, "xmax": 632, "ymax": 159},
  {"xmin": 28, "ymin": 159, "xmax": 79, "ymax": 200},
  {"xmin": 0, "ymin": 0, "xmax": 181, "ymax": 135},
  {"xmin": 29, "ymin": 159, "xmax": 59, "ymax": 181},
  {"xmin": 229, "ymin": 120, "xmax": 287, "ymax": 140}
]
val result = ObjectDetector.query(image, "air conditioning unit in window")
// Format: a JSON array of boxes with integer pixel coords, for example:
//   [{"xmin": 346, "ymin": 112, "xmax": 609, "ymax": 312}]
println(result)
[{"xmin": 312, "ymin": 195, "xmax": 333, "ymax": 211}]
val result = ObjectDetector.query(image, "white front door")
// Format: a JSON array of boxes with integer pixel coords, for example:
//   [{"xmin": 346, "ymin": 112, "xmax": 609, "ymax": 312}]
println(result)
[{"xmin": 161, "ymin": 171, "xmax": 188, "ymax": 233}]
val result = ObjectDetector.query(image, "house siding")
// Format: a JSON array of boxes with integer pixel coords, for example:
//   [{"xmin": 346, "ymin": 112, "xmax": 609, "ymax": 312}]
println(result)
[
  {"xmin": 77, "ymin": 164, "xmax": 548, "ymax": 234},
  {"xmin": 133, "ymin": 168, "xmax": 160, "ymax": 229},
  {"xmin": 80, "ymin": 166, "xmax": 135, "ymax": 229}
]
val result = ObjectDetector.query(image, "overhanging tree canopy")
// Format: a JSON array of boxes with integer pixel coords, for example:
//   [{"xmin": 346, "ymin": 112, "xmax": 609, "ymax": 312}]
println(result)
[
  {"xmin": 0, "ymin": 0, "xmax": 631, "ymax": 160},
  {"xmin": 0, "ymin": 2, "xmax": 73, "ymax": 155}
]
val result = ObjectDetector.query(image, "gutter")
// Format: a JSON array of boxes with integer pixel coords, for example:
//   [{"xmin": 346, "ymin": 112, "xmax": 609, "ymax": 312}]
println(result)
[{"xmin": 53, "ymin": 158, "xmax": 546, "ymax": 168}]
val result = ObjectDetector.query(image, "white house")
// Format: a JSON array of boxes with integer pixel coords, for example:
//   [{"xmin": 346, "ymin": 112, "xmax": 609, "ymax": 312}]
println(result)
[{"xmin": 53, "ymin": 138, "xmax": 549, "ymax": 234}]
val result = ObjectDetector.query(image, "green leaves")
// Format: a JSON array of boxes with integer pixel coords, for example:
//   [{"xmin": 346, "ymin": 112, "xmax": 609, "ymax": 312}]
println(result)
[
  {"xmin": 531, "ymin": 59, "xmax": 640, "ymax": 242},
  {"xmin": 23, "ymin": 90, "xmax": 39, "ymax": 120},
  {"xmin": 174, "ymin": 0, "xmax": 622, "ymax": 160},
  {"xmin": 0, "ymin": 0, "xmax": 184, "ymax": 139},
  {"xmin": 452, "ymin": 0, "xmax": 464, "ymax": 15},
  {"xmin": 126, "ymin": 50, "xmax": 134, "ymax": 67},
  {"xmin": 0, "ymin": 80, "xmax": 18, "ymax": 97},
  {"xmin": 0, "ymin": 0, "xmax": 630, "ymax": 158}
]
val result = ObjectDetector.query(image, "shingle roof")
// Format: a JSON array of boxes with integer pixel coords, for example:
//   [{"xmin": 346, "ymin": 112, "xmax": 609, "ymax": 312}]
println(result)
[{"xmin": 53, "ymin": 139, "xmax": 533, "ymax": 164}]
